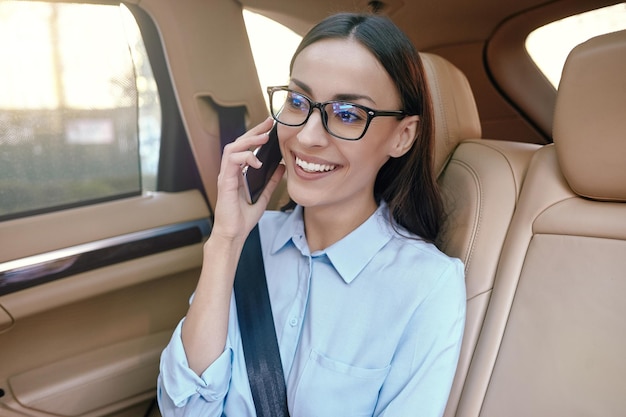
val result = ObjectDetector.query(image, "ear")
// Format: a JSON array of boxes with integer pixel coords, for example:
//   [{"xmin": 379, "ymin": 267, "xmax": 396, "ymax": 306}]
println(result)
[{"xmin": 388, "ymin": 115, "xmax": 419, "ymax": 158}]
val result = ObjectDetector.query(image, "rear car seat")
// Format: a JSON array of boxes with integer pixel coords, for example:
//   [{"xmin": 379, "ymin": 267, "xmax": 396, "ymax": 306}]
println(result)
[
  {"xmin": 422, "ymin": 54, "xmax": 541, "ymax": 417},
  {"xmin": 455, "ymin": 29, "xmax": 626, "ymax": 417}
]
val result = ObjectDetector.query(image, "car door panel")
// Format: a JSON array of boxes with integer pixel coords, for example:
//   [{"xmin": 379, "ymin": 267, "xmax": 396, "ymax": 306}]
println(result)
[{"xmin": 0, "ymin": 190, "xmax": 209, "ymax": 416}]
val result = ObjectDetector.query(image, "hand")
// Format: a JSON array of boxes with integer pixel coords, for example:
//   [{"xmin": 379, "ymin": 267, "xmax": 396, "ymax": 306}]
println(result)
[{"xmin": 210, "ymin": 117, "xmax": 286, "ymax": 244}]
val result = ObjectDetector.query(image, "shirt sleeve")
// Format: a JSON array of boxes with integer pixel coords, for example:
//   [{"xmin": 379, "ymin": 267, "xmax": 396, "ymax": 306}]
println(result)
[
  {"xmin": 376, "ymin": 258, "xmax": 466, "ymax": 417},
  {"xmin": 157, "ymin": 318, "xmax": 233, "ymax": 417}
]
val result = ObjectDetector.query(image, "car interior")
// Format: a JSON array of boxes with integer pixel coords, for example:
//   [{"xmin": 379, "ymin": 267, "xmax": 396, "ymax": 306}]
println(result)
[{"xmin": 0, "ymin": 0, "xmax": 625, "ymax": 416}]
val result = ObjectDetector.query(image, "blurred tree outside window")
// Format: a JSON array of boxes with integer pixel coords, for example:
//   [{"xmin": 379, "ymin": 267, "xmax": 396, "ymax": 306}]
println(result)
[{"xmin": 0, "ymin": 1, "xmax": 161, "ymax": 219}]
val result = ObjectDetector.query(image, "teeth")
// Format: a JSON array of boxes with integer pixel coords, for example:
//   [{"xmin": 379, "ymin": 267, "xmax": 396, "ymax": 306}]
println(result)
[{"xmin": 296, "ymin": 156, "xmax": 336, "ymax": 173}]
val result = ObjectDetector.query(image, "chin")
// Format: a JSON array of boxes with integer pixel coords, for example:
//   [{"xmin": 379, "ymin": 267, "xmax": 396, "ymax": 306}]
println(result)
[{"xmin": 286, "ymin": 182, "xmax": 328, "ymax": 208}]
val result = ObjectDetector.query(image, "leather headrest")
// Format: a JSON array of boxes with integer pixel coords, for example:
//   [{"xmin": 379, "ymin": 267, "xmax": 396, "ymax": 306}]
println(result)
[
  {"xmin": 420, "ymin": 53, "xmax": 482, "ymax": 175},
  {"xmin": 553, "ymin": 30, "xmax": 626, "ymax": 202}
]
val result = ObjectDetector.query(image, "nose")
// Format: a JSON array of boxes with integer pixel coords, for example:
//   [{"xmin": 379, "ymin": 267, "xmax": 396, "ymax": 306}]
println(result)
[{"xmin": 296, "ymin": 106, "xmax": 330, "ymax": 147}]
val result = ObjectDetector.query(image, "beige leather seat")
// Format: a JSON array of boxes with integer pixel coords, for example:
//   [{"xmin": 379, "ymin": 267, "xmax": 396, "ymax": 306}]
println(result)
[
  {"xmin": 365, "ymin": 52, "xmax": 542, "ymax": 416},
  {"xmin": 420, "ymin": 52, "xmax": 482, "ymax": 175},
  {"xmin": 430, "ymin": 55, "xmax": 541, "ymax": 416},
  {"xmin": 455, "ymin": 29, "xmax": 626, "ymax": 417}
]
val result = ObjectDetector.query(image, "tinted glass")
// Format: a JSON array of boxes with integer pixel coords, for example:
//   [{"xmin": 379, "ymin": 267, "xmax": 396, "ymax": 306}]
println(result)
[{"xmin": 0, "ymin": 2, "xmax": 160, "ymax": 218}]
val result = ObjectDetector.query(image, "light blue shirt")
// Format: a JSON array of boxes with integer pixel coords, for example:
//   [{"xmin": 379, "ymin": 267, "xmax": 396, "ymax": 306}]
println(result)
[{"xmin": 158, "ymin": 203, "xmax": 465, "ymax": 417}]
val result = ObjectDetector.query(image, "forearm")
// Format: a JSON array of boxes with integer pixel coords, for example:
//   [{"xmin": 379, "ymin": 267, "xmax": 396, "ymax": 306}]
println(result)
[{"xmin": 181, "ymin": 234, "xmax": 245, "ymax": 375}]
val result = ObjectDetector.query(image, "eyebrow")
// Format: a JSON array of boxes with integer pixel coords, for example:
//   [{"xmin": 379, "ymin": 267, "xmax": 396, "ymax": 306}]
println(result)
[{"xmin": 290, "ymin": 78, "xmax": 377, "ymax": 105}]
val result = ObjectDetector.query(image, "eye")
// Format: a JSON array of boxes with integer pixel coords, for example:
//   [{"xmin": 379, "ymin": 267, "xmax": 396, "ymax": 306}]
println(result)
[
  {"xmin": 331, "ymin": 103, "xmax": 367, "ymax": 124},
  {"xmin": 286, "ymin": 92, "xmax": 309, "ymax": 112}
]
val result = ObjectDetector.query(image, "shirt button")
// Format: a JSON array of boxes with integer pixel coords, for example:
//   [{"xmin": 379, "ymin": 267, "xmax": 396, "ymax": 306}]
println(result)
[{"xmin": 289, "ymin": 317, "xmax": 298, "ymax": 327}]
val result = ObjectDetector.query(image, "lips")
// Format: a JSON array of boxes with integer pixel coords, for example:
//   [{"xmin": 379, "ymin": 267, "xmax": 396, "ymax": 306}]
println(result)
[{"xmin": 295, "ymin": 156, "xmax": 337, "ymax": 173}]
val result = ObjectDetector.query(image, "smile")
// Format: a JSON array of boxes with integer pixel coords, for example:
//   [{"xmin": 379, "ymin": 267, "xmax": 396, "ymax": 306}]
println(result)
[{"xmin": 295, "ymin": 156, "xmax": 337, "ymax": 173}]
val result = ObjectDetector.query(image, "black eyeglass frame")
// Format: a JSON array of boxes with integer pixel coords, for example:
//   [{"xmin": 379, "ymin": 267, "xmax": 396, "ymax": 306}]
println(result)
[{"xmin": 267, "ymin": 86, "xmax": 409, "ymax": 141}]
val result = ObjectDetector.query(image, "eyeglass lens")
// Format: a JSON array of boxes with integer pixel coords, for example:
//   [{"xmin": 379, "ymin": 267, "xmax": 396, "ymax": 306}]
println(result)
[{"xmin": 271, "ymin": 89, "xmax": 369, "ymax": 140}]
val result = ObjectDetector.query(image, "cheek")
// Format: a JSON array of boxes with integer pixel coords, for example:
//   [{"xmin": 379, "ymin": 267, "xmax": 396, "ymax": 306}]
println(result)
[
  {"xmin": 343, "ymin": 145, "xmax": 391, "ymax": 183},
  {"xmin": 344, "ymin": 133, "xmax": 393, "ymax": 172}
]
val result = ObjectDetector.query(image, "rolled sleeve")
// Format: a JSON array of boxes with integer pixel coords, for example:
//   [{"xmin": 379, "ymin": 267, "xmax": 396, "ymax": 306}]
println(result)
[{"xmin": 158, "ymin": 319, "xmax": 233, "ymax": 411}]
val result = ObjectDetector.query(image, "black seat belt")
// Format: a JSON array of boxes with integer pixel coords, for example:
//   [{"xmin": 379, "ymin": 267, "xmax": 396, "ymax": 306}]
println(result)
[
  {"xmin": 218, "ymin": 104, "xmax": 247, "ymax": 152},
  {"xmin": 216, "ymin": 100, "xmax": 289, "ymax": 416},
  {"xmin": 234, "ymin": 225, "xmax": 290, "ymax": 417}
]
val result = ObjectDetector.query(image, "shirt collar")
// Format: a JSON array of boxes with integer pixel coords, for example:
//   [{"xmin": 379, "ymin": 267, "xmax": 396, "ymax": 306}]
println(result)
[
  {"xmin": 270, "ymin": 203, "xmax": 395, "ymax": 284},
  {"xmin": 271, "ymin": 205, "xmax": 306, "ymax": 255}
]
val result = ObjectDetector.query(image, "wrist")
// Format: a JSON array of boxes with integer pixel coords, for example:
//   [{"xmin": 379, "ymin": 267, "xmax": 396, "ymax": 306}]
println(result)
[{"xmin": 204, "ymin": 230, "xmax": 247, "ymax": 255}]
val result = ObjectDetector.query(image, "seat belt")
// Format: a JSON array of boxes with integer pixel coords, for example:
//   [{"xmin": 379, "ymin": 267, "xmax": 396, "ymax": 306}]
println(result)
[
  {"xmin": 233, "ymin": 225, "xmax": 290, "ymax": 417},
  {"xmin": 218, "ymin": 105, "xmax": 288, "ymax": 415},
  {"xmin": 218, "ymin": 104, "xmax": 247, "ymax": 152}
]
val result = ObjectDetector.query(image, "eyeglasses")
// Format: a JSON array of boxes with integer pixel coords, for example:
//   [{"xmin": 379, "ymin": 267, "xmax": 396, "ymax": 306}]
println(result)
[{"xmin": 267, "ymin": 86, "xmax": 408, "ymax": 141}]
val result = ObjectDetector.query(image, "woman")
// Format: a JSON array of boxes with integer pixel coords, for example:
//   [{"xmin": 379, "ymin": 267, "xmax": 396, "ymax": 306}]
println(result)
[{"xmin": 158, "ymin": 12, "xmax": 465, "ymax": 417}]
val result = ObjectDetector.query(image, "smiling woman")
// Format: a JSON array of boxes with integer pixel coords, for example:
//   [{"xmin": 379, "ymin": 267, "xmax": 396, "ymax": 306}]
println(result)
[{"xmin": 157, "ymin": 12, "xmax": 465, "ymax": 417}]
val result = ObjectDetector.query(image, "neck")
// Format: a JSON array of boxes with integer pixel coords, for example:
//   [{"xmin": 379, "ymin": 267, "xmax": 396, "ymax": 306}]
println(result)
[{"xmin": 303, "ymin": 196, "xmax": 378, "ymax": 252}]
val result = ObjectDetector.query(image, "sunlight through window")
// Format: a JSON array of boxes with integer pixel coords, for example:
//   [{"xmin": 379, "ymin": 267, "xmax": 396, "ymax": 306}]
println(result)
[
  {"xmin": 526, "ymin": 3, "xmax": 626, "ymax": 88},
  {"xmin": 242, "ymin": 10, "xmax": 302, "ymax": 108}
]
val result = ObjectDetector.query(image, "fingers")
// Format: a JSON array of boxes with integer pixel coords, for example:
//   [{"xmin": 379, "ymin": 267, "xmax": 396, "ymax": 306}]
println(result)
[
  {"xmin": 223, "ymin": 117, "xmax": 273, "ymax": 155},
  {"xmin": 216, "ymin": 117, "xmax": 282, "ymax": 202},
  {"xmin": 243, "ymin": 116, "xmax": 274, "ymax": 137},
  {"xmin": 220, "ymin": 117, "xmax": 273, "ymax": 176}
]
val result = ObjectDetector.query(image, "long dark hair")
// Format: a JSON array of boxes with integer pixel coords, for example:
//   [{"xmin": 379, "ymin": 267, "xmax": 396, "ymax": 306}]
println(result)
[{"xmin": 289, "ymin": 13, "xmax": 443, "ymax": 244}]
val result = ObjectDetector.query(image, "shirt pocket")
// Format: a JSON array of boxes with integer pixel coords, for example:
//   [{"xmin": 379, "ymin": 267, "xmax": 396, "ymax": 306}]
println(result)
[{"xmin": 293, "ymin": 349, "xmax": 390, "ymax": 417}]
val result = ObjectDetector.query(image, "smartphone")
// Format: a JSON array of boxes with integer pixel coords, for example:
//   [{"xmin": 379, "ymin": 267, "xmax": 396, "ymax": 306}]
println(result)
[{"xmin": 242, "ymin": 122, "xmax": 283, "ymax": 204}]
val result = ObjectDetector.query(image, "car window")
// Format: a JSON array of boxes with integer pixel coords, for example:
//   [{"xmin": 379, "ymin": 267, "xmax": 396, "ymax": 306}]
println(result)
[
  {"xmin": 242, "ymin": 9, "xmax": 302, "ymax": 108},
  {"xmin": 0, "ymin": 1, "xmax": 161, "ymax": 220},
  {"xmin": 526, "ymin": 3, "xmax": 626, "ymax": 88}
]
